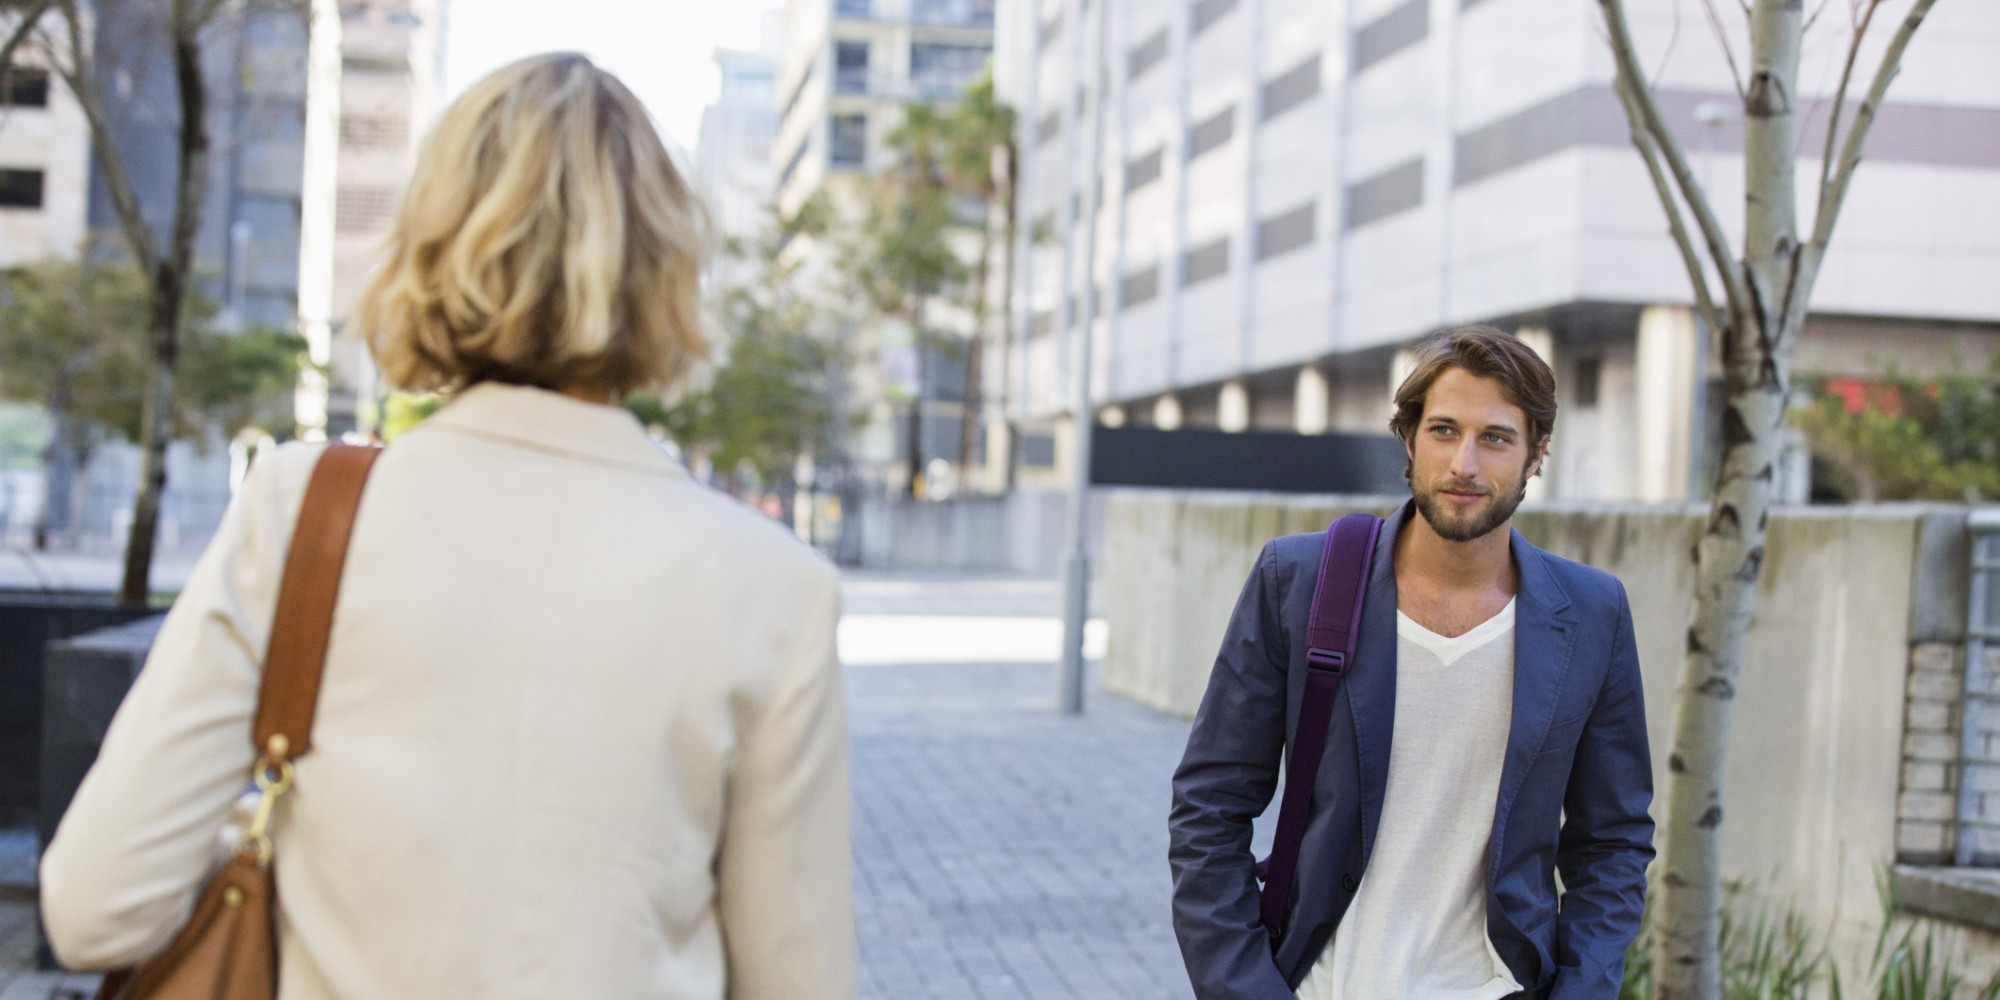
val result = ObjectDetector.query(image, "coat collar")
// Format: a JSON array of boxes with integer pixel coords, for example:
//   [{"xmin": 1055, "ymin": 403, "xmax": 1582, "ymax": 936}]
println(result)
[
  {"xmin": 1346, "ymin": 500, "xmax": 1577, "ymax": 868},
  {"xmin": 424, "ymin": 381, "xmax": 687, "ymax": 477}
]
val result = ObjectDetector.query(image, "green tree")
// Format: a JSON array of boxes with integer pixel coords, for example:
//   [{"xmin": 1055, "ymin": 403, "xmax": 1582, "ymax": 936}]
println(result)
[
  {"xmin": 0, "ymin": 256, "xmax": 305, "ymax": 547},
  {"xmin": 939, "ymin": 68, "xmax": 1018, "ymax": 490},
  {"xmin": 1793, "ymin": 368, "xmax": 2000, "ymax": 503},
  {"xmin": 629, "ymin": 200, "xmax": 835, "ymax": 496},
  {"xmin": 1, "ymin": 0, "xmax": 297, "ymax": 603},
  {"xmin": 864, "ymin": 102, "xmax": 970, "ymax": 497}
]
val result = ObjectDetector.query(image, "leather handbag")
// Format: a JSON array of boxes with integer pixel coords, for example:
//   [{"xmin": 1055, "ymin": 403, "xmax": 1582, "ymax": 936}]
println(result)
[
  {"xmin": 96, "ymin": 444, "xmax": 382, "ymax": 1000},
  {"xmin": 1253, "ymin": 512, "xmax": 1382, "ymax": 944}
]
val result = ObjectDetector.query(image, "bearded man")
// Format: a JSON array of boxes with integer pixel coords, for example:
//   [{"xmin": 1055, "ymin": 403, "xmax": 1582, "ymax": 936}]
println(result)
[{"xmin": 1169, "ymin": 325, "xmax": 1655, "ymax": 1000}]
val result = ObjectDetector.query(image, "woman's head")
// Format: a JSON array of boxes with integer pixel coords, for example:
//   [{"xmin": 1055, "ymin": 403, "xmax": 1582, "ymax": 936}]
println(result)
[{"xmin": 358, "ymin": 53, "xmax": 711, "ymax": 400}]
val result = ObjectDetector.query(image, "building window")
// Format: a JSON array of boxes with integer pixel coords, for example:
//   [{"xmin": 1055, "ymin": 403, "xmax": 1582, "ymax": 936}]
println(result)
[
  {"xmin": 1038, "ymin": 12, "xmax": 1063, "ymax": 50},
  {"xmin": 1, "ymin": 69, "xmax": 49, "ymax": 108},
  {"xmin": 1575, "ymin": 356, "xmax": 1602, "ymax": 408},
  {"xmin": 1256, "ymin": 200, "xmax": 1316, "ymax": 261},
  {"xmin": 1345, "ymin": 157, "xmax": 1424, "ymax": 230},
  {"xmin": 910, "ymin": 42, "xmax": 990, "ymax": 100},
  {"xmin": 1019, "ymin": 432, "xmax": 1057, "ymax": 467},
  {"xmin": 835, "ymin": 0, "xmax": 871, "ymax": 18},
  {"xmin": 830, "ymin": 113, "xmax": 867, "ymax": 168},
  {"xmin": 1182, "ymin": 236, "xmax": 1230, "ymax": 287},
  {"xmin": 1128, "ymin": 28, "xmax": 1169, "ymax": 80},
  {"xmin": 1124, "ymin": 147, "xmax": 1163, "ymax": 192},
  {"xmin": 335, "ymin": 185, "xmax": 398, "ymax": 232},
  {"xmin": 1186, "ymin": 105, "xmax": 1234, "ymax": 161},
  {"xmin": 1029, "ymin": 309, "xmax": 1055, "ymax": 339},
  {"xmin": 911, "ymin": 0, "xmax": 995, "ymax": 29},
  {"xmin": 339, "ymin": 114, "xmax": 410, "ymax": 150},
  {"xmin": 1261, "ymin": 54, "xmax": 1320, "ymax": 122},
  {"xmin": 1121, "ymin": 264, "xmax": 1160, "ymax": 308},
  {"xmin": 835, "ymin": 41, "xmax": 870, "ymax": 95},
  {"xmin": 1036, "ymin": 110, "xmax": 1060, "ymax": 144},
  {"xmin": 0, "ymin": 169, "xmax": 43, "ymax": 208},
  {"xmin": 1191, "ymin": 0, "xmax": 1238, "ymax": 36},
  {"xmin": 1353, "ymin": 0, "xmax": 1429, "ymax": 75}
]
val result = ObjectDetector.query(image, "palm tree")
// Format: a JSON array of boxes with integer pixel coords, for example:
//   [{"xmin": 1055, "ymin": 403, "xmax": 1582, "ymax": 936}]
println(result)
[{"xmin": 940, "ymin": 68, "xmax": 1017, "ymax": 492}]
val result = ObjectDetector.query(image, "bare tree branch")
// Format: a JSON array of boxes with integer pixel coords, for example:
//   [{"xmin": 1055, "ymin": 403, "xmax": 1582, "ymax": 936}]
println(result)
[
  {"xmin": 1698, "ymin": 0, "xmax": 1749, "ymax": 101},
  {"xmin": 1810, "ymin": 0, "xmax": 1927, "ymax": 249},
  {"xmin": 165, "ymin": 2, "xmax": 210, "ymax": 296},
  {"xmin": 1597, "ymin": 0, "xmax": 1752, "ymax": 310},
  {"xmin": 1813, "ymin": 0, "xmax": 1878, "ymax": 228},
  {"xmin": 0, "ymin": 0, "xmax": 52, "ymax": 77},
  {"xmin": 55, "ymin": 0, "xmax": 161, "ymax": 277},
  {"xmin": 1615, "ymin": 72, "xmax": 1728, "ymax": 343}
]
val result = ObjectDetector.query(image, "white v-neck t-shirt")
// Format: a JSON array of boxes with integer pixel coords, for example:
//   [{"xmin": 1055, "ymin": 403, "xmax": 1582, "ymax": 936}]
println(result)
[{"xmin": 1295, "ymin": 598, "xmax": 1523, "ymax": 1000}]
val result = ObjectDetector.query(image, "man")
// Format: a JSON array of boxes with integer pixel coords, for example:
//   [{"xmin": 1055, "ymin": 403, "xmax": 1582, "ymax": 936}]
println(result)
[{"xmin": 1169, "ymin": 325, "xmax": 1654, "ymax": 1000}]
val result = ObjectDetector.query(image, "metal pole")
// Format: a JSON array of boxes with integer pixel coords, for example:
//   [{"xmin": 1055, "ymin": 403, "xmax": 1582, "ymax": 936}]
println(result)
[{"xmin": 1057, "ymin": 0, "xmax": 1110, "ymax": 715}]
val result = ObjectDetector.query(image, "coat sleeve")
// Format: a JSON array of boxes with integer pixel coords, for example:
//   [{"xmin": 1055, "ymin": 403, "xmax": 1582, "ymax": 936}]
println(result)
[
  {"xmin": 39, "ymin": 445, "xmax": 313, "ymax": 969},
  {"xmin": 1168, "ymin": 542, "xmax": 1298, "ymax": 1000},
  {"xmin": 1550, "ymin": 581, "xmax": 1656, "ymax": 1000},
  {"xmin": 715, "ymin": 562, "xmax": 855, "ymax": 1000}
]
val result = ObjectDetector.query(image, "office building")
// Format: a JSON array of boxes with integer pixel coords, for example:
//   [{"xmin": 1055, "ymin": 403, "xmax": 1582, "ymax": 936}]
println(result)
[{"xmin": 997, "ymin": 0, "xmax": 2000, "ymax": 501}]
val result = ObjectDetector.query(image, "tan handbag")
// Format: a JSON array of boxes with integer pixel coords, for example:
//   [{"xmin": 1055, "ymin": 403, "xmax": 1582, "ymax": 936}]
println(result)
[{"xmin": 96, "ymin": 444, "xmax": 382, "ymax": 1000}]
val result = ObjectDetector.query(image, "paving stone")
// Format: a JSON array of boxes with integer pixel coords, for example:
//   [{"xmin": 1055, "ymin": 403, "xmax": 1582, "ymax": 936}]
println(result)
[{"xmin": 848, "ymin": 649, "xmax": 1200, "ymax": 1000}]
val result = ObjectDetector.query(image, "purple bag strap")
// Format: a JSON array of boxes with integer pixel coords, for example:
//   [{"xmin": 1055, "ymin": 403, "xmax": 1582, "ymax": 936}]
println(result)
[{"xmin": 1258, "ymin": 512, "xmax": 1382, "ymax": 941}]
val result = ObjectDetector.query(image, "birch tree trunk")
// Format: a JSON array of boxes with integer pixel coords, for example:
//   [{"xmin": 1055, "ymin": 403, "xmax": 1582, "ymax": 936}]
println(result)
[{"xmin": 1595, "ymin": 1, "xmax": 1938, "ymax": 997}]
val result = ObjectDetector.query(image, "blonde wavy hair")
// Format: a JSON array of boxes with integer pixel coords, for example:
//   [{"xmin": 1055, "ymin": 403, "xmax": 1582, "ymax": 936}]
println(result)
[{"xmin": 357, "ymin": 53, "xmax": 711, "ymax": 399}]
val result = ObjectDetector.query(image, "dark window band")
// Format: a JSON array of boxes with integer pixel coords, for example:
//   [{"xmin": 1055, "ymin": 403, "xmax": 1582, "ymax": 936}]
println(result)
[
  {"xmin": 1346, "ymin": 158, "xmax": 1424, "ymax": 230},
  {"xmin": 1257, "ymin": 200, "xmax": 1317, "ymax": 261},
  {"xmin": 1352, "ymin": 0, "xmax": 1427, "ymax": 76},
  {"xmin": 1183, "ymin": 236, "xmax": 1231, "ymax": 286},
  {"xmin": 1262, "ymin": 54, "xmax": 1321, "ymax": 123}
]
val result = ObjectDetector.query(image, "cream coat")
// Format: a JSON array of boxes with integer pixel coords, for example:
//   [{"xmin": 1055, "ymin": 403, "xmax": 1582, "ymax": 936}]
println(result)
[{"xmin": 40, "ymin": 383, "xmax": 855, "ymax": 1000}]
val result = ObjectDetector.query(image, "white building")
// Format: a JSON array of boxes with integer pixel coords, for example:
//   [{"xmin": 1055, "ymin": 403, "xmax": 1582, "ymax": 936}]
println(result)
[
  {"xmin": 997, "ymin": 0, "xmax": 2000, "ymax": 501},
  {"xmin": 772, "ymin": 0, "xmax": 997, "ymax": 493},
  {"xmin": 0, "ymin": 20, "xmax": 89, "ymax": 268},
  {"xmin": 697, "ymin": 28, "xmax": 781, "ymax": 291},
  {"xmin": 297, "ymin": 0, "xmax": 444, "ymax": 440}
]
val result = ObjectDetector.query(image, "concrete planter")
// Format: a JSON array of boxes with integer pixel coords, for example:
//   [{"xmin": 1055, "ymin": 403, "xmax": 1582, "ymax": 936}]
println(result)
[{"xmin": 0, "ymin": 593, "xmax": 155, "ymax": 828}]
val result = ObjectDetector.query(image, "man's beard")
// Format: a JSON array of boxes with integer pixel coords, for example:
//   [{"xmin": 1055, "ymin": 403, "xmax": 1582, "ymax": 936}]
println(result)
[{"xmin": 1412, "ymin": 472, "xmax": 1529, "ymax": 543}]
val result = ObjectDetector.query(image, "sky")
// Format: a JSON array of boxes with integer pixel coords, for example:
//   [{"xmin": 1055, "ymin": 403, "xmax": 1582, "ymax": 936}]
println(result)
[{"xmin": 440, "ymin": 0, "xmax": 781, "ymax": 160}]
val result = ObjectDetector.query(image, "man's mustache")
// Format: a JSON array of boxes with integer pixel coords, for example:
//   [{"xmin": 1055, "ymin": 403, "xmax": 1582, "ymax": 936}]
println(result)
[{"xmin": 1430, "ymin": 479, "xmax": 1493, "ymax": 497}]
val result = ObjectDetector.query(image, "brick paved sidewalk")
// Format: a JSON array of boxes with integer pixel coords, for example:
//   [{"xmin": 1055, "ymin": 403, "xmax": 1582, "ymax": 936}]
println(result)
[{"xmin": 849, "ymin": 657, "xmax": 1201, "ymax": 1000}]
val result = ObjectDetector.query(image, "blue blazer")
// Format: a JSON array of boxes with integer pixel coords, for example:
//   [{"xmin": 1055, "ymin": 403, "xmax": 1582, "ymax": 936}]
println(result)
[{"xmin": 1169, "ymin": 502, "xmax": 1655, "ymax": 1000}]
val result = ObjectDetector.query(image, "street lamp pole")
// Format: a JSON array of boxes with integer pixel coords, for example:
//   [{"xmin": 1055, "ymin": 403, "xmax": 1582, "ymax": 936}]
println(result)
[{"xmin": 1057, "ymin": 0, "xmax": 1110, "ymax": 715}]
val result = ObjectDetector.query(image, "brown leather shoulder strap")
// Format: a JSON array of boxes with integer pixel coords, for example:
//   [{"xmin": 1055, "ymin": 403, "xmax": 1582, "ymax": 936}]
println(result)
[{"xmin": 252, "ymin": 443, "xmax": 381, "ymax": 761}]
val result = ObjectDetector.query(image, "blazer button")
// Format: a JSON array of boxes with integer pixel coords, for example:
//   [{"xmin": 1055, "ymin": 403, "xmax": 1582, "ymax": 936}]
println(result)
[{"xmin": 1342, "ymin": 873, "xmax": 1358, "ymax": 892}]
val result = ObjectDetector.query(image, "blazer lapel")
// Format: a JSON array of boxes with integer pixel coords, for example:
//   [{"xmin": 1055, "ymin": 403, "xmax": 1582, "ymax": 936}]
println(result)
[
  {"xmin": 1491, "ymin": 530, "xmax": 1578, "ymax": 854},
  {"xmin": 1344, "ymin": 501, "xmax": 1407, "ymax": 867}
]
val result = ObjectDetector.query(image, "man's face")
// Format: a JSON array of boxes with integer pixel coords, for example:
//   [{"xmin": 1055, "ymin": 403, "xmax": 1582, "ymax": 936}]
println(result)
[{"xmin": 1406, "ymin": 367, "xmax": 1546, "ymax": 543}]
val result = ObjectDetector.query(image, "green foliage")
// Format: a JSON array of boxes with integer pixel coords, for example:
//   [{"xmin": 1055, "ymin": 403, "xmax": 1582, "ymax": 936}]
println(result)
[
  {"xmin": 0, "ymin": 403, "xmax": 48, "ymax": 469},
  {"xmin": 859, "ymin": 102, "xmax": 967, "ymax": 321},
  {"xmin": 630, "ymin": 200, "xmax": 835, "ymax": 484},
  {"xmin": 1621, "ymin": 879, "xmax": 2000, "ymax": 1000},
  {"xmin": 380, "ymin": 392, "xmax": 443, "ymax": 443},
  {"xmin": 1793, "ymin": 364, "xmax": 2000, "ymax": 503},
  {"xmin": 0, "ymin": 256, "xmax": 304, "ymax": 444}
]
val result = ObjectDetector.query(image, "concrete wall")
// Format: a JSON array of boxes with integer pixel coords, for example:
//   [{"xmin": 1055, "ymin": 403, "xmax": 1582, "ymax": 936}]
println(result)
[
  {"xmin": 855, "ymin": 488, "xmax": 1102, "ymax": 577},
  {"xmin": 1101, "ymin": 489, "xmax": 1987, "ymax": 976}
]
